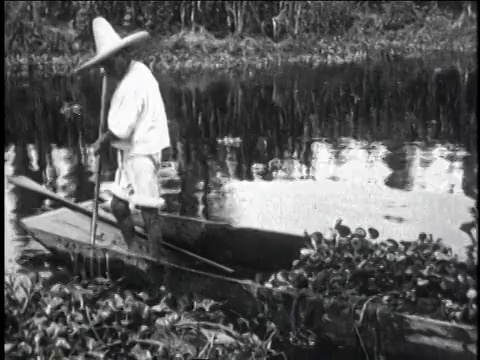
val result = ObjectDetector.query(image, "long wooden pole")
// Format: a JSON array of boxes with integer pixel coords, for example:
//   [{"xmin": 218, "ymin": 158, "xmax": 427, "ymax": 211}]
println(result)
[{"xmin": 89, "ymin": 68, "xmax": 108, "ymax": 275}]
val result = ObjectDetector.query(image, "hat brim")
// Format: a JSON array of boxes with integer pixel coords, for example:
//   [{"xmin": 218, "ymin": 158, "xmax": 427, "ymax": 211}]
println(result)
[{"xmin": 73, "ymin": 31, "xmax": 149, "ymax": 74}]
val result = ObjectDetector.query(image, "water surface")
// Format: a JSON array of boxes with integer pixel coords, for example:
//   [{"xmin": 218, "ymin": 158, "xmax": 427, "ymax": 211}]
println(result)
[{"xmin": 5, "ymin": 58, "xmax": 477, "ymax": 271}]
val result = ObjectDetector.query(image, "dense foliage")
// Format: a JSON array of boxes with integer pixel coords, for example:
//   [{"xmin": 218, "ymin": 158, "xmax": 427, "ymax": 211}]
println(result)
[
  {"xmin": 5, "ymin": 1, "xmax": 477, "ymax": 72},
  {"xmin": 4, "ymin": 275, "xmax": 280, "ymax": 359},
  {"xmin": 263, "ymin": 212, "xmax": 478, "ymax": 326}
]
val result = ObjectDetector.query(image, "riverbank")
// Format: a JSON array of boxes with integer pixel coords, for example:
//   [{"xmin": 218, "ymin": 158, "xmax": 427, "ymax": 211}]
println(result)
[{"xmin": 5, "ymin": 6, "xmax": 476, "ymax": 77}]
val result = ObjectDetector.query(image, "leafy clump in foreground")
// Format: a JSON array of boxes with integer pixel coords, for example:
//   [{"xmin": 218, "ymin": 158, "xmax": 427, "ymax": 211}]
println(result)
[
  {"xmin": 263, "ymin": 217, "xmax": 478, "ymax": 325},
  {"xmin": 4, "ymin": 276, "xmax": 280, "ymax": 359}
]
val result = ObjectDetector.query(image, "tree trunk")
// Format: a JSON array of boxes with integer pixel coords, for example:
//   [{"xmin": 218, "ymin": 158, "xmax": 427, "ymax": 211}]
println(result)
[
  {"xmin": 294, "ymin": 2, "xmax": 302, "ymax": 37},
  {"xmin": 31, "ymin": 1, "xmax": 40, "ymax": 24},
  {"xmin": 180, "ymin": 4, "xmax": 185, "ymax": 30},
  {"xmin": 225, "ymin": 1, "xmax": 246, "ymax": 36},
  {"xmin": 131, "ymin": 1, "xmax": 136, "ymax": 27}
]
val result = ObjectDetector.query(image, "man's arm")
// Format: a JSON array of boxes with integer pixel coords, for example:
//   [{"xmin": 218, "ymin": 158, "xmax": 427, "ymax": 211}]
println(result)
[
  {"xmin": 92, "ymin": 130, "xmax": 118, "ymax": 155},
  {"xmin": 93, "ymin": 129, "xmax": 120, "ymax": 155},
  {"xmin": 99, "ymin": 130, "xmax": 119, "ymax": 145},
  {"xmin": 93, "ymin": 76, "xmax": 142, "ymax": 154}
]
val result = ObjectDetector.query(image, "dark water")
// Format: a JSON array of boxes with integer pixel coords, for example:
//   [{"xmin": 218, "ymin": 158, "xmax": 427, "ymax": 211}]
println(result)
[{"xmin": 5, "ymin": 57, "xmax": 478, "ymax": 270}]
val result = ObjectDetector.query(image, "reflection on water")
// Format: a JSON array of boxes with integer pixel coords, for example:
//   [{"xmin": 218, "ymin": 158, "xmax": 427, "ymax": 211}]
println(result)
[
  {"xmin": 5, "ymin": 138, "xmax": 477, "ymax": 262},
  {"xmin": 4, "ymin": 58, "xmax": 478, "ymax": 268}
]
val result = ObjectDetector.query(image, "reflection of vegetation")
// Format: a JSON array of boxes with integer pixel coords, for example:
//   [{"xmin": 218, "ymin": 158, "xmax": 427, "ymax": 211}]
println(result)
[
  {"xmin": 168, "ymin": 61, "xmax": 476, "ymax": 168},
  {"xmin": 4, "ymin": 1, "xmax": 477, "ymax": 73},
  {"xmin": 5, "ymin": 58, "xmax": 477, "ymax": 203},
  {"xmin": 5, "ymin": 58, "xmax": 477, "ymax": 166}
]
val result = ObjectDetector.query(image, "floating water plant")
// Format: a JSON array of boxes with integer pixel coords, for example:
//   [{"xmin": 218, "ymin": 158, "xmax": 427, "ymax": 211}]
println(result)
[
  {"xmin": 4, "ymin": 275, "xmax": 280, "ymax": 359},
  {"xmin": 264, "ymin": 218, "xmax": 478, "ymax": 325}
]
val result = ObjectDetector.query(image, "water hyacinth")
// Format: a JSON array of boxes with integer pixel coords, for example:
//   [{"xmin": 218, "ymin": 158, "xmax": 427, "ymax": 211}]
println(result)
[
  {"xmin": 4, "ymin": 275, "xmax": 280, "ymax": 359},
  {"xmin": 264, "ymin": 218, "xmax": 478, "ymax": 325}
]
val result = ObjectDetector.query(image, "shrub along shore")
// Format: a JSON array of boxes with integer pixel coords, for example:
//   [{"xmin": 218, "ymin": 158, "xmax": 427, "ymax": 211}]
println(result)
[{"xmin": 5, "ymin": 1, "xmax": 477, "ymax": 76}]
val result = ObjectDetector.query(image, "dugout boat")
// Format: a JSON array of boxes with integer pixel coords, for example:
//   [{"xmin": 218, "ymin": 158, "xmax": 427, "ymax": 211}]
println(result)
[
  {"xmin": 94, "ymin": 198, "xmax": 308, "ymax": 272},
  {"xmin": 10, "ymin": 176, "xmax": 308, "ymax": 272}
]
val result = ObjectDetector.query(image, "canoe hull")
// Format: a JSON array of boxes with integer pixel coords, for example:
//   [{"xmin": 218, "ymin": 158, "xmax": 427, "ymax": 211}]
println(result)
[{"xmin": 88, "ymin": 201, "xmax": 307, "ymax": 271}]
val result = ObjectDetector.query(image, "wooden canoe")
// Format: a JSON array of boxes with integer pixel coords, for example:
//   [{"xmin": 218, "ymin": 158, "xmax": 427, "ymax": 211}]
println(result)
[
  {"xmin": 97, "ymin": 183, "xmax": 309, "ymax": 272},
  {"xmin": 18, "ymin": 202, "xmax": 477, "ymax": 360},
  {"xmin": 85, "ymin": 198, "xmax": 307, "ymax": 272}
]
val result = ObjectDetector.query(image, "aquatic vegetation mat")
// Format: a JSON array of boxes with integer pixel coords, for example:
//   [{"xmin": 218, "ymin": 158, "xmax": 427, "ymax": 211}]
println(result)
[
  {"xmin": 262, "ymin": 214, "xmax": 478, "ymax": 326},
  {"xmin": 4, "ymin": 275, "xmax": 280, "ymax": 359}
]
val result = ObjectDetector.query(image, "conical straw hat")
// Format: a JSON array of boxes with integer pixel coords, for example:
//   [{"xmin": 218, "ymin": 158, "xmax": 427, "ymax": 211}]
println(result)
[{"xmin": 74, "ymin": 17, "xmax": 149, "ymax": 74}]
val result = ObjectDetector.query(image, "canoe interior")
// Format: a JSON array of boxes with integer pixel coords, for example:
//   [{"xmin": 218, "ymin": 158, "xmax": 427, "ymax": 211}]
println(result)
[
  {"xmin": 19, "ymin": 203, "xmax": 477, "ymax": 360},
  {"xmin": 91, "ymin": 201, "xmax": 307, "ymax": 271},
  {"xmin": 19, "ymin": 203, "xmax": 190, "ymax": 267}
]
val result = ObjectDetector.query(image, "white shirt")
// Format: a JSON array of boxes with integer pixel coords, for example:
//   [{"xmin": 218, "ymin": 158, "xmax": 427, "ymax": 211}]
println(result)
[{"xmin": 108, "ymin": 61, "xmax": 170, "ymax": 155}]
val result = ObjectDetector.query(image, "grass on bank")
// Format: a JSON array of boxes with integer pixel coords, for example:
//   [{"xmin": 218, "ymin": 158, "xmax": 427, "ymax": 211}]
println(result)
[{"xmin": 5, "ymin": 2, "xmax": 476, "ymax": 76}]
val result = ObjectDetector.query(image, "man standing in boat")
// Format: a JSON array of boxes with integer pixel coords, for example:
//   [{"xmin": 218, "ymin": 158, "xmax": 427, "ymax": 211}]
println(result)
[{"xmin": 74, "ymin": 17, "xmax": 170, "ymax": 257}]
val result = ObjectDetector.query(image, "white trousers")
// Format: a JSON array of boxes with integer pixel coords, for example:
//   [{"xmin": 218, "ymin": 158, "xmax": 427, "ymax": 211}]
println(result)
[{"xmin": 108, "ymin": 150, "xmax": 166, "ymax": 209}]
